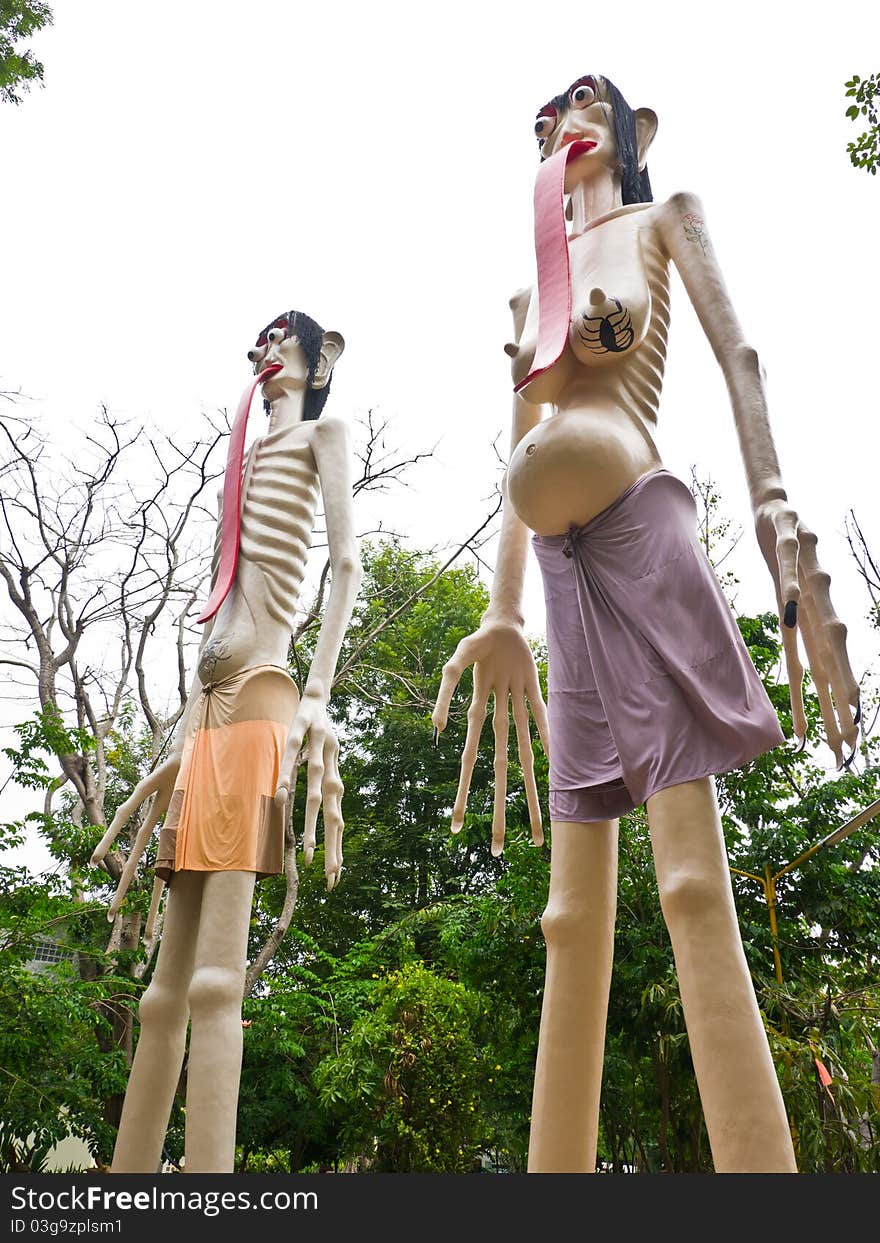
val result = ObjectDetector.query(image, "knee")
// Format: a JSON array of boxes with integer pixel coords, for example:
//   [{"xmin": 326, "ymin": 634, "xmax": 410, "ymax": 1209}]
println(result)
[
  {"xmin": 187, "ymin": 965, "xmax": 245, "ymax": 1018},
  {"xmin": 656, "ymin": 868, "xmax": 729, "ymax": 927},
  {"xmin": 138, "ymin": 979, "xmax": 186, "ymax": 1031},
  {"xmin": 541, "ymin": 899, "xmax": 597, "ymax": 947}
]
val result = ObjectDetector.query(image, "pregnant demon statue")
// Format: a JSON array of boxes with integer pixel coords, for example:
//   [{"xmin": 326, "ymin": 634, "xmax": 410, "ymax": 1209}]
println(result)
[{"xmin": 432, "ymin": 74, "xmax": 859, "ymax": 1173}]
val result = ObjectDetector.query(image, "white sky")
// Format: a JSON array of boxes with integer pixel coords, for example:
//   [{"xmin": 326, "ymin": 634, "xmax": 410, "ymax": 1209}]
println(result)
[{"xmin": 2, "ymin": 1, "xmax": 880, "ymax": 867}]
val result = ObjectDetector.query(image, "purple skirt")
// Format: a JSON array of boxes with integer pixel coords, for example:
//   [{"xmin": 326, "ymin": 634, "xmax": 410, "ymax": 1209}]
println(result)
[{"xmin": 532, "ymin": 469, "xmax": 784, "ymax": 822}]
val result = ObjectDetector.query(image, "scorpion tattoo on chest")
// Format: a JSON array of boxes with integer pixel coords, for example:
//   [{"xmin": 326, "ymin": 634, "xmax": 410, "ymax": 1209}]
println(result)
[{"xmin": 577, "ymin": 298, "xmax": 635, "ymax": 354}]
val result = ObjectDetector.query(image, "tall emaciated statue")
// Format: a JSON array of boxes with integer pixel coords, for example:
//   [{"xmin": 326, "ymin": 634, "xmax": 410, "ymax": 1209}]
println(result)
[
  {"xmin": 91, "ymin": 309, "xmax": 362, "ymax": 1172},
  {"xmin": 433, "ymin": 74, "xmax": 859, "ymax": 1173}
]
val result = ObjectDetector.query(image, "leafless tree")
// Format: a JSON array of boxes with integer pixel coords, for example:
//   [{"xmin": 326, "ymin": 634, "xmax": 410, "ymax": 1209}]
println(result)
[{"xmin": 846, "ymin": 510, "xmax": 880, "ymax": 628}]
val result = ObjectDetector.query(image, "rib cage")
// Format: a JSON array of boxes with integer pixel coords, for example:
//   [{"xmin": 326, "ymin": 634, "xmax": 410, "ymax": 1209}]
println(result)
[
  {"xmin": 232, "ymin": 423, "xmax": 319, "ymax": 628},
  {"xmin": 614, "ymin": 226, "xmax": 670, "ymax": 438}
]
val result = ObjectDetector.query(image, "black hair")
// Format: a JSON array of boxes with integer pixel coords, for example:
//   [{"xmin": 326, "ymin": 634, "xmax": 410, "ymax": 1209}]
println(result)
[
  {"xmin": 602, "ymin": 76, "xmax": 652, "ymax": 205},
  {"xmin": 540, "ymin": 74, "xmax": 652, "ymax": 205},
  {"xmin": 256, "ymin": 309, "xmax": 332, "ymax": 420}
]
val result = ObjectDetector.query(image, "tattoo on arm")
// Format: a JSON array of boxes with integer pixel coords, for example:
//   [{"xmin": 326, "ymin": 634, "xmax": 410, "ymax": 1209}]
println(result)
[{"xmin": 682, "ymin": 212, "xmax": 711, "ymax": 257}]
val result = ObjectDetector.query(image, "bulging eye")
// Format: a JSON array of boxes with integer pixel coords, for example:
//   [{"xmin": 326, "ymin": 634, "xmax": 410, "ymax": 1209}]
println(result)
[
  {"xmin": 248, "ymin": 343, "xmax": 267, "ymax": 364},
  {"xmin": 570, "ymin": 81, "xmax": 597, "ymax": 109},
  {"xmin": 267, "ymin": 326, "xmax": 287, "ymax": 345},
  {"xmin": 534, "ymin": 112, "xmax": 556, "ymax": 143}
]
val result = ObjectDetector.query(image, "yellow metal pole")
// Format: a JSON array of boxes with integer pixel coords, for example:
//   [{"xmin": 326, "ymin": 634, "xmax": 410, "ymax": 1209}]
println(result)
[
  {"xmin": 764, "ymin": 865, "xmax": 784, "ymax": 986},
  {"xmin": 772, "ymin": 795, "xmax": 880, "ymax": 884}
]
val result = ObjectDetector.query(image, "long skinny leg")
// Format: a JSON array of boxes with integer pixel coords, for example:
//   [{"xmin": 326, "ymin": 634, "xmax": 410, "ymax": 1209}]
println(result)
[
  {"xmin": 111, "ymin": 871, "xmax": 204, "ymax": 1173},
  {"xmin": 646, "ymin": 778, "xmax": 796, "ymax": 1173},
  {"xmin": 528, "ymin": 819, "xmax": 618, "ymax": 1173},
  {"xmin": 184, "ymin": 869, "xmax": 256, "ymax": 1173}
]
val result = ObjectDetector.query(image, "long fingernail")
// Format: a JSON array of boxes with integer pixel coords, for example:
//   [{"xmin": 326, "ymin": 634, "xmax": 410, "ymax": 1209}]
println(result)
[
  {"xmin": 843, "ymin": 747, "xmax": 857, "ymax": 770},
  {"xmin": 854, "ymin": 699, "xmax": 862, "ymax": 726},
  {"xmin": 783, "ymin": 601, "xmax": 798, "ymax": 629},
  {"xmin": 432, "ymin": 726, "xmax": 439, "ymax": 748}
]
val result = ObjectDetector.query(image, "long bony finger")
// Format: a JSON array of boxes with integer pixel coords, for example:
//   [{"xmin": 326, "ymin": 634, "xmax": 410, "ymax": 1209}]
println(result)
[
  {"xmin": 303, "ymin": 735, "xmax": 325, "ymax": 867},
  {"xmin": 432, "ymin": 648, "xmax": 468, "ymax": 736},
  {"xmin": 799, "ymin": 527, "xmax": 859, "ymax": 753},
  {"xmin": 491, "ymin": 692, "xmax": 510, "ymax": 857},
  {"xmin": 525, "ymin": 668, "xmax": 551, "ymax": 759},
  {"xmin": 106, "ymin": 794, "xmax": 166, "ymax": 921},
  {"xmin": 451, "ymin": 682, "xmax": 489, "ymax": 834},
  {"xmin": 323, "ymin": 736, "xmax": 344, "ymax": 890},
  {"xmin": 144, "ymin": 877, "xmax": 166, "ymax": 942},
  {"xmin": 92, "ymin": 761, "xmax": 174, "ymax": 866},
  {"xmin": 769, "ymin": 568, "xmax": 807, "ymax": 742},
  {"xmin": 512, "ymin": 694, "xmax": 543, "ymax": 847}
]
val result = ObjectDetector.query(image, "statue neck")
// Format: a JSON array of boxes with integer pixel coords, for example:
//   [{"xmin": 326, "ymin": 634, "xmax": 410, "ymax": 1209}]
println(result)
[
  {"xmin": 266, "ymin": 390, "xmax": 307, "ymax": 432},
  {"xmin": 567, "ymin": 170, "xmax": 621, "ymax": 238}
]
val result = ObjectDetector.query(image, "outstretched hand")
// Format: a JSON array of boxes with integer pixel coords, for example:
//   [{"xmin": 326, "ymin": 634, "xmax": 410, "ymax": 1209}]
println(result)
[
  {"xmin": 90, "ymin": 755, "xmax": 181, "ymax": 920},
  {"xmin": 432, "ymin": 617, "xmax": 549, "ymax": 856},
  {"xmin": 274, "ymin": 690, "xmax": 344, "ymax": 890},
  {"xmin": 755, "ymin": 497, "xmax": 860, "ymax": 765}
]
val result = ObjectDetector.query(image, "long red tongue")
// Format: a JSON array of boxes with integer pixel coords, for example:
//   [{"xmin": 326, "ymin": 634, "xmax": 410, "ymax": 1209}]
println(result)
[
  {"xmin": 197, "ymin": 363, "xmax": 283, "ymax": 624},
  {"xmin": 514, "ymin": 140, "xmax": 596, "ymax": 395}
]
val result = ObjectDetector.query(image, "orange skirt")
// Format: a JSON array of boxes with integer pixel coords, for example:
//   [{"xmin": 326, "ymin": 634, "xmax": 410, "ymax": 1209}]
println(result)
[{"xmin": 155, "ymin": 665, "xmax": 299, "ymax": 880}]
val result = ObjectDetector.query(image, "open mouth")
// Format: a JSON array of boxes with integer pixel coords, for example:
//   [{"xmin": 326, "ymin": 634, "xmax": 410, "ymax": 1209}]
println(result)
[{"xmin": 561, "ymin": 134, "xmax": 597, "ymax": 151}]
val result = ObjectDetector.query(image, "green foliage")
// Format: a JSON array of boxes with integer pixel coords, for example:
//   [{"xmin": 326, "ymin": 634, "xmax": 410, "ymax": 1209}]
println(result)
[
  {"xmin": 4, "ymin": 532, "xmax": 879, "ymax": 1173},
  {"xmin": 315, "ymin": 962, "xmax": 490, "ymax": 1172},
  {"xmin": 0, "ymin": 701, "xmax": 160, "ymax": 1170},
  {"xmin": 0, "ymin": 0, "xmax": 52, "ymax": 105},
  {"xmin": 0, "ymin": 878, "xmax": 133, "ymax": 1170},
  {"xmin": 284, "ymin": 540, "xmax": 504, "ymax": 955},
  {"xmin": 844, "ymin": 74, "xmax": 880, "ymax": 175},
  {"xmin": 235, "ymin": 941, "xmax": 344, "ymax": 1173},
  {"xmin": 2, "ymin": 702, "xmax": 95, "ymax": 791}
]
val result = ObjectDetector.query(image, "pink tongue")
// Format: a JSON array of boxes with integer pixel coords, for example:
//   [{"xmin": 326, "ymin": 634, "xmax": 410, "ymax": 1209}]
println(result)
[
  {"xmin": 514, "ymin": 139, "xmax": 596, "ymax": 395},
  {"xmin": 197, "ymin": 363, "xmax": 283, "ymax": 624}
]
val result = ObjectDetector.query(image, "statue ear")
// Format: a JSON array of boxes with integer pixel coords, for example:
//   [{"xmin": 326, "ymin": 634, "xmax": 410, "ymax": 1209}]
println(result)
[
  {"xmin": 634, "ymin": 108, "xmax": 658, "ymax": 171},
  {"xmin": 311, "ymin": 331, "xmax": 345, "ymax": 389}
]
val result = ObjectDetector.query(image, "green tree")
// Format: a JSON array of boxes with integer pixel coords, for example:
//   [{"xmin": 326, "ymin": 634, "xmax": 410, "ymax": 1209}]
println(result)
[
  {"xmin": 279, "ymin": 539, "xmax": 509, "ymax": 958},
  {"xmin": 0, "ymin": 838, "xmax": 133, "ymax": 1170},
  {"xmin": 315, "ymin": 962, "xmax": 491, "ymax": 1172},
  {"xmin": 0, "ymin": 1, "xmax": 52, "ymax": 105},
  {"xmin": 844, "ymin": 74, "xmax": 880, "ymax": 175}
]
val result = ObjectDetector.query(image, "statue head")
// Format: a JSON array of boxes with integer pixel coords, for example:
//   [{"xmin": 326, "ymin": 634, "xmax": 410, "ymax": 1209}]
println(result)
[
  {"xmin": 248, "ymin": 310, "xmax": 345, "ymax": 420},
  {"xmin": 533, "ymin": 74, "xmax": 657, "ymax": 205}
]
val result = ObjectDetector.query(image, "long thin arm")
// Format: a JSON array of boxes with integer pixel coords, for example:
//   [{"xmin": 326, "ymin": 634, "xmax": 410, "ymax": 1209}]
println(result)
[
  {"xmin": 302, "ymin": 417, "xmax": 363, "ymax": 697},
  {"xmin": 658, "ymin": 192, "xmax": 859, "ymax": 760},
  {"xmin": 275, "ymin": 416, "xmax": 362, "ymax": 887},
  {"xmin": 432, "ymin": 292, "xmax": 550, "ymax": 852},
  {"xmin": 658, "ymin": 192, "xmax": 784, "ymax": 511},
  {"xmin": 486, "ymin": 392, "xmax": 546, "ymax": 623}
]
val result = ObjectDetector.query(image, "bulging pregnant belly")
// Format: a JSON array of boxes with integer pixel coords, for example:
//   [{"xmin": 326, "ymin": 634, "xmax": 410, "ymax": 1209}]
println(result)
[{"xmin": 506, "ymin": 408, "xmax": 662, "ymax": 535}]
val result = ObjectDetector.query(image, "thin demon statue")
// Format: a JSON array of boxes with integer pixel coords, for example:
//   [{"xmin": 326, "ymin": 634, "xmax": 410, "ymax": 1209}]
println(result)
[{"xmin": 92, "ymin": 310, "xmax": 361, "ymax": 1172}]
